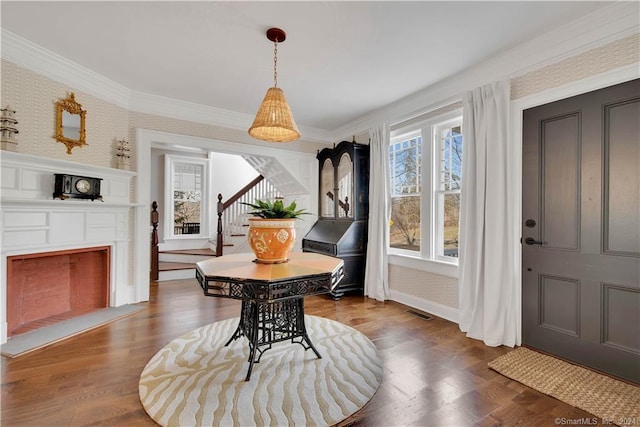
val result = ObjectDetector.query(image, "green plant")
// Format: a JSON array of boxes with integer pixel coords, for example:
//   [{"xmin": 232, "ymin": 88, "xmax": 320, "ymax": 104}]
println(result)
[{"xmin": 241, "ymin": 198, "xmax": 309, "ymax": 219}]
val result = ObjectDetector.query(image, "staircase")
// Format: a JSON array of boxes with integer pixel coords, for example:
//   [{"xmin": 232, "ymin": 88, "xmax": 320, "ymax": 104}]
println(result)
[
  {"xmin": 152, "ymin": 155, "xmax": 304, "ymax": 281},
  {"xmin": 155, "ymin": 207, "xmax": 252, "ymax": 281},
  {"xmin": 157, "ymin": 248, "xmax": 217, "ymax": 281},
  {"xmin": 154, "ymin": 207, "xmax": 253, "ymax": 282}
]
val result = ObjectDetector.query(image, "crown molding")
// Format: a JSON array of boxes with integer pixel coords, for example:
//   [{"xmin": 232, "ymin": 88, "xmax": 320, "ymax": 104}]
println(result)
[
  {"xmin": 293, "ymin": 125, "xmax": 334, "ymax": 144},
  {"xmin": 3, "ymin": 0, "xmax": 637, "ymax": 145},
  {"xmin": 0, "ymin": 29, "xmax": 333, "ymax": 144},
  {"xmin": 1, "ymin": 29, "xmax": 131, "ymax": 109},
  {"xmin": 331, "ymin": 2, "xmax": 640, "ymax": 140},
  {"xmin": 129, "ymin": 90, "xmax": 254, "ymax": 130},
  {"xmin": 128, "ymin": 91, "xmax": 333, "ymax": 144}
]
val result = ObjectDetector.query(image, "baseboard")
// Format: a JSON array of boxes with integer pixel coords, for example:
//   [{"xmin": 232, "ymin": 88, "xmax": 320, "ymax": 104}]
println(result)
[{"xmin": 389, "ymin": 289, "xmax": 459, "ymax": 324}]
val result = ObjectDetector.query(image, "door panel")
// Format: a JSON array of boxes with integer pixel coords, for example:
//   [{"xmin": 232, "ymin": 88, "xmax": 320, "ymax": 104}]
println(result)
[
  {"xmin": 522, "ymin": 78, "xmax": 640, "ymax": 383},
  {"xmin": 541, "ymin": 113, "xmax": 581, "ymax": 251},
  {"xmin": 602, "ymin": 284, "xmax": 640, "ymax": 354},
  {"xmin": 603, "ymin": 99, "xmax": 640, "ymax": 255},
  {"xmin": 539, "ymin": 275, "xmax": 580, "ymax": 337}
]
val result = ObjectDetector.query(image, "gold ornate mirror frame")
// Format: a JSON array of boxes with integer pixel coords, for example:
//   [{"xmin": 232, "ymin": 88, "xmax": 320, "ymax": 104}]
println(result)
[{"xmin": 55, "ymin": 92, "xmax": 86, "ymax": 154}]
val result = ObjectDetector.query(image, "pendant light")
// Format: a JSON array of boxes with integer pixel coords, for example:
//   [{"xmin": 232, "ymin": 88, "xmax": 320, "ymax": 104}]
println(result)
[{"xmin": 248, "ymin": 28, "xmax": 301, "ymax": 143}]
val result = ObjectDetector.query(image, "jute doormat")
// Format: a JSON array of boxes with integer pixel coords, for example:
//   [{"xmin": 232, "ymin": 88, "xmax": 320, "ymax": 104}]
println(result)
[{"xmin": 488, "ymin": 347, "xmax": 640, "ymax": 423}]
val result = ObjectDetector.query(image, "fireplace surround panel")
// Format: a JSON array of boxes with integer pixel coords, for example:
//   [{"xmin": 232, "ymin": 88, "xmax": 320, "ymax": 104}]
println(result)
[{"xmin": 0, "ymin": 152, "xmax": 138, "ymax": 344}]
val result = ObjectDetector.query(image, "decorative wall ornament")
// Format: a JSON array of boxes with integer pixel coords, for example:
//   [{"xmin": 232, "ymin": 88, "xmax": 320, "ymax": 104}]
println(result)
[
  {"xmin": 55, "ymin": 92, "xmax": 87, "ymax": 154},
  {"xmin": 115, "ymin": 138, "xmax": 131, "ymax": 170},
  {"xmin": 1, "ymin": 105, "xmax": 19, "ymax": 152}
]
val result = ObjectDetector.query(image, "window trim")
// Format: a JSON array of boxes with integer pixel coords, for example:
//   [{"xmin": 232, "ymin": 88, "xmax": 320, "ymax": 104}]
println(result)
[
  {"xmin": 388, "ymin": 109, "xmax": 463, "ymax": 270},
  {"xmin": 163, "ymin": 154, "xmax": 209, "ymax": 240}
]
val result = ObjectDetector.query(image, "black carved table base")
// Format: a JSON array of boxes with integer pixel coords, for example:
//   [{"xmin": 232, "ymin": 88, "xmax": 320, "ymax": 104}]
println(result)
[
  {"xmin": 195, "ymin": 253, "xmax": 344, "ymax": 381},
  {"xmin": 225, "ymin": 298, "xmax": 322, "ymax": 381}
]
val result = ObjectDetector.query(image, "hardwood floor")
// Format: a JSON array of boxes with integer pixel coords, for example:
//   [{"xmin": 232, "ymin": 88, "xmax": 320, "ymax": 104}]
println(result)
[{"xmin": 1, "ymin": 279, "xmax": 595, "ymax": 426}]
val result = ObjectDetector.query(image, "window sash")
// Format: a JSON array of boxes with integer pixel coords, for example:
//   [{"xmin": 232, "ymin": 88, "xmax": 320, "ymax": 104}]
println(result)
[
  {"xmin": 389, "ymin": 130, "xmax": 423, "ymax": 252},
  {"xmin": 388, "ymin": 111, "xmax": 462, "ymax": 265},
  {"xmin": 433, "ymin": 118, "xmax": 463, "ymax": 262},
  {"xmin": 390, "ymin": 131, "xmax": 422, "ymax": 197}
]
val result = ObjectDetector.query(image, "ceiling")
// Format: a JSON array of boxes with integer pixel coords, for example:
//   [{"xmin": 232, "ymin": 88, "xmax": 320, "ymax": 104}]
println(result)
[{"xmin": 1, "ymin": 1, "xmax": 614, "ymax": 134}]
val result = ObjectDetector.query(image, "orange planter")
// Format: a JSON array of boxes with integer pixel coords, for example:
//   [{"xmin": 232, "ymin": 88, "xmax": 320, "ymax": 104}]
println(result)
[{"xmin": 247, "ymin": 218, "xmax": 297, "ymax": 264}]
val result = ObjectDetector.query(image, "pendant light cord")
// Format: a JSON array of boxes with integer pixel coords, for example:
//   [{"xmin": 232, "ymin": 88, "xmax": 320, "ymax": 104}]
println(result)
[{"xmin": 273, "ymin": 39, "xmax": 278, "ymax": 87}]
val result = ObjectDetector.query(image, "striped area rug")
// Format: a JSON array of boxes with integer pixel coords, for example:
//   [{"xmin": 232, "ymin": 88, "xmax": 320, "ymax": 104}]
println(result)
[{"xmin": 139, "ymin": 315, "xmax": 383, "ymax": 427}]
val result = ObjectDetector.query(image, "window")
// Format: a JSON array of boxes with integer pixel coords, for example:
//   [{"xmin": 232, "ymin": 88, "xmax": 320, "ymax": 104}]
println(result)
[
  {"xmin": 164, "ymin": 155, "xmax": 209, "ymax": 239},
  {"xmin": 389, "ymin": 112, "xmax": 463, "ymax": 264},
  {"xmin": 389, "ymin": 131, "xmax": 422, "ymax": 251},
  {"xmin": 434, "ymin": 121, "xmax": 462, "ymax": 261}
]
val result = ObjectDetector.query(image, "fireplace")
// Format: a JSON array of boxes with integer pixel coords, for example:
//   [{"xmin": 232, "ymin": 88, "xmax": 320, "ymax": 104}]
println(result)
[
  {"xmin": 1, "ymin": 151, "xmax": 140, "ymax": 345},
  {"xmin": 6, "ymin": 247, "xmax": 110, "ymax": 337}
]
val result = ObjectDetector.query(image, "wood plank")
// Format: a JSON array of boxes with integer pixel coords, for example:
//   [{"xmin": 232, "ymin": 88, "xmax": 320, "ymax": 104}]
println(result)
[
  {"xmin": 158, "ymin": 261, "xmax": 195, "ymax": 271},
  {"xmin": 1, "ymin": 279, "xmax": 593, "ymax": 426},
  {"xmin": 158, "ymin": 248, "xmax": 216, "ymax": 256}
]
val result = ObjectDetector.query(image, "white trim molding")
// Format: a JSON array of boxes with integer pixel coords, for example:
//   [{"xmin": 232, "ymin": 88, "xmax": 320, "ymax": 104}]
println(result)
[
  {"xmin": 3, "ymin": 1, "xmax": 637, "ymax": 144},
  {"xmin": 1, "ymin": 29, "xmax": 332, "ymax": 144},
  {"xmin": 129, "ymin": 91, "xmax": 333, "ymax": 143},
  {"xmin": 1, "ymin": 29, "xmax": 131, "ymax": 109}
]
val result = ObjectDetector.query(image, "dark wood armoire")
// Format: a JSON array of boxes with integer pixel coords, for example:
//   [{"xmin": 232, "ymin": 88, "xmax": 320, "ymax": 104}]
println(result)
[{"xmin": 302, "ymin": 140, "xmax": 369, "ymax": 299}]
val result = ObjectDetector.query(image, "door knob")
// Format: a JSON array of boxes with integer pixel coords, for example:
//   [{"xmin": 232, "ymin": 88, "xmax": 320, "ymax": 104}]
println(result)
[{"xmin": 524, "ymin": 237, "xmax": 543, "ymax": 245}]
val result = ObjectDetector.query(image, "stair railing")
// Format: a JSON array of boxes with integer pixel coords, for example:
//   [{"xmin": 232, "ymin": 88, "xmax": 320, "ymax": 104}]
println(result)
[
  {"xmin": 151, "ymin": 201, "xmax": 159, "ymax": 281},
  {"xmin": 215, "ymin": 175, "xmax": 281, "ymax": 256}
]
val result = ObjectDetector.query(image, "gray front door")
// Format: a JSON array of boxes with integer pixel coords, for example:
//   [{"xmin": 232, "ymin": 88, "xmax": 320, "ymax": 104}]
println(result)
[{"xmin": 522, "ymin": 78, "xmax": 640, "ymax": 383}]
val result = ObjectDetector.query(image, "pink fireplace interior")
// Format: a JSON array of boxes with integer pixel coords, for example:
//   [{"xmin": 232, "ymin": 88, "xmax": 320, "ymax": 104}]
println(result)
[{"xmin": 6, "ymin": 247, "xmax": 110, "ymax": 337}]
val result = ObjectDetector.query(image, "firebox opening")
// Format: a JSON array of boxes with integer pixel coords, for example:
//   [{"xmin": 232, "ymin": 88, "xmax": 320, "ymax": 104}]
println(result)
[{"xmin": 7, "ymin": 247, "xmax": 110, "ymax": 337}]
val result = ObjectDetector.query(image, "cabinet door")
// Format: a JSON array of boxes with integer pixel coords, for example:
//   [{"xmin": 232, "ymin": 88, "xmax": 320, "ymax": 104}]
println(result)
[
  {"xmin": 337, "ymin": 152, "xmax": 353, "ymax": 218},
  {"xmin": 320, "ymin": 158, "xmax": 335, "ymax": 218}
]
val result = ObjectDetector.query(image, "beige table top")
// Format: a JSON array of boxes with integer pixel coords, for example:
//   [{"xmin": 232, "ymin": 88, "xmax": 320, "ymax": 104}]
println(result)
[{"xmin": 196, "ymin": 252, "xmax": 343, "ymax": 283}]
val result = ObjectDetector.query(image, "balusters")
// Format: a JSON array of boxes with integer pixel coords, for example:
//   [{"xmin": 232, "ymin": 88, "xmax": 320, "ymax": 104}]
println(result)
[{"xmin": 215, "ymin": 177, "xmax": 282, "ymax": 256}]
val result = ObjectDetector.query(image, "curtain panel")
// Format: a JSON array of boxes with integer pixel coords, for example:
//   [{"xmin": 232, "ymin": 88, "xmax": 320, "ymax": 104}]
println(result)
[
  {"xmin": 364, "ymin": 124, "xmax": 391, "ymax": 301},
  {"xmin": 458, "ymin": 80, "xmax": 520, "ymax": 347}
]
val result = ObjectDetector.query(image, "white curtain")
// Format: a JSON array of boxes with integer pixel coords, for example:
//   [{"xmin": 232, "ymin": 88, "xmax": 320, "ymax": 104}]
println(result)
[
  {"xmin": 458, "ymin": 80, "xmax": 519, "ymax": 347},
  {"xmin": 364, "ymin": 124, "xmax": 390, "ymax": 301}
]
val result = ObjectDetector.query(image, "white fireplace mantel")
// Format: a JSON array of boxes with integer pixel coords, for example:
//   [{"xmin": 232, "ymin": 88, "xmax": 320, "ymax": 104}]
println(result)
[{"xmin": 0, "ymin": 151, "xmax": 140, "ymax": 344}]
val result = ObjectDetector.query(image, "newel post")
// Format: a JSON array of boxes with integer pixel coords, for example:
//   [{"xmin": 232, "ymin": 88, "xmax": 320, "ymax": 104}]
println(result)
[
  {"xmin": 150, "ymin": 201, "xmax": 159, "ymax": 281},
  {"xmin": 216, "ymin": 193, "xmax": 224, "ymax": 257}
]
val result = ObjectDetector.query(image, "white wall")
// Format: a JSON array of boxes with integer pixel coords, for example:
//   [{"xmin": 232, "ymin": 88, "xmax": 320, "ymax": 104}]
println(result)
[
  {"xmin": 380, "ymin": 33, "xmax": 640, "ymax": 322},
  {"xmin": 210, "ymin": 152, "xmax": 259, "ymax": 203}
]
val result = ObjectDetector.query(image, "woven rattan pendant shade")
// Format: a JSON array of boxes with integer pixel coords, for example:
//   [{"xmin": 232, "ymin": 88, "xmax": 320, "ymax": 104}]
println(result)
[
  {"xmin": 248, "ymin": 87, "xmax": 300, "ymax": 142},
  {"xmin": 248, "ymin": 27, "xmax": 300, "ymax": 143}
]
